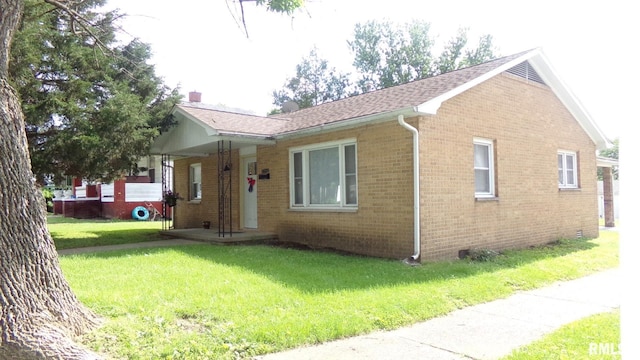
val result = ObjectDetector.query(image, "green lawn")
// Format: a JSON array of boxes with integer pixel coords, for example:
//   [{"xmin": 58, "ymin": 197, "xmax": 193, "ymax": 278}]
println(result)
[
  {"xmin": 57, "ymin": 229, "xmax": 619, "ymax": 360},
  {"xmin": 48, "ymin": 215, "xmax": 164, "ymax": 250},
  {"xmin": 502, "ymin": 309, "xmax": 620, "ymax": 359}
]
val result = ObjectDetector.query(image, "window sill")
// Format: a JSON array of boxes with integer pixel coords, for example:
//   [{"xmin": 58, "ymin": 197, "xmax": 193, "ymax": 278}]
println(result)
[
  {"xmin": 475, "ymin": 196, "xmax": 499, "ymax": 202},
  {"xmin": 558, "ymin": 188, "xmax": 581, "ymax": 192},
  {"xmin": 188, "ymin": 200, "xmax": 202, "ymax": 204},
  {"xmin": 288, "ymin": 207, "xmax": 358, "ymax": 213}
]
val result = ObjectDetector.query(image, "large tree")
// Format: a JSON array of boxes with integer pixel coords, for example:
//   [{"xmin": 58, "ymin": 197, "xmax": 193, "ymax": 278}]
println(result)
[
  {"xmin": 349, "ymin": 19, "xmax": 435, "ymax": 91},
  {"xmin": 10, "ymin": 0, "xmax": 181, "ymax": 184},
  {"xmin": 272, "ymin": 47, "xmax": 352, "ymax": 111},
  {"xmin": 349, "ymin": 20, "xmax": 497, "ymax": 92},
  {"xmin": 0, "ymin": 0, "xmax": 304, "ymax": 358},
  {"xmin": 274, "ymin": 20, "xmax": 497, "ymax": 110},
  {"xmin": 434, "ymin": 28, "xmax": 496, "ymax": 74}
]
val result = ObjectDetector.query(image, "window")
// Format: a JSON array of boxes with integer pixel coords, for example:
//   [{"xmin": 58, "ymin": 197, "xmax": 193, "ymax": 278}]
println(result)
[
  {"xmin": 190, "ymin": 163, "xmax": 202, "ymax": 200},
  {"xmin": 474, "ymin": 138, "xmax": 495, "ymax": 197},
  {"xmin": 558, "ymin": 151, "xmax": 578, "ymax": 188},
  {"xmin": 290, "ymin": 139, "xmax": 357, "ymax": 208}
]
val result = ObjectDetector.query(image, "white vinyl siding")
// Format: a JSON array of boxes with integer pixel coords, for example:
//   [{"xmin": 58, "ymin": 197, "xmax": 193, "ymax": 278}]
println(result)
[
  {"xmin": 474, "ymin": 138, "xmax": 495, "ymax": 197},
  {"xmin": 290, "ymin": 139, "xmax": 357, "ymax": 209}
]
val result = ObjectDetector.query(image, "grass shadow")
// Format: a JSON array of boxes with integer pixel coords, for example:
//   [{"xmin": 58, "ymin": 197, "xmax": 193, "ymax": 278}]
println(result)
[
  {"xmin": 70, "ymin": 235, "xmax": 608, "ymax": 294},
  {"xmin": 52, "ymin": 228, "xmax": 166, "ymax": 249},
  {"xmin": 49, "ymin": 215, "xmax": 165, "ymax": 250}
]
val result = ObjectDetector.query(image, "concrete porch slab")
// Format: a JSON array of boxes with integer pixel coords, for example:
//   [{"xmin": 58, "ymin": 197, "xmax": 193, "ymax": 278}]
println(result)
[{"xmin": 160, "ymin": 228, "xmax": 278, "ymax": 244}]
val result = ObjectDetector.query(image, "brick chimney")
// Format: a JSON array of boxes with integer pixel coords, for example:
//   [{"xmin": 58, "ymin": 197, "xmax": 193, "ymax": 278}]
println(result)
[{"xmin": 188, "ymin": 91, "xmax": 201, "ymax": 103}]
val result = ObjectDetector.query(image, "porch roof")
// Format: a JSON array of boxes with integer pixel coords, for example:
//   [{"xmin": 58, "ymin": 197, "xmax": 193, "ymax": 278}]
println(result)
[
  {"xmin": 150, "ymin": 104, "xmax": 283, "ymax": 156},
  {"xmin": 597, "ymin": 156, "xmax": 618, "ymax": 168}
]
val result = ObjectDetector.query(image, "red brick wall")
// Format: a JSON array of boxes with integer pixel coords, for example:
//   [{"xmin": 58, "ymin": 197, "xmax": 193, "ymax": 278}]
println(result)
[
  {"xmin": 101, "ymin": 201, "xmax": 164, "ymax": 220},
  {"xmin": 56, "ymin": 199, "xmax": 101, "ymax": 219}
]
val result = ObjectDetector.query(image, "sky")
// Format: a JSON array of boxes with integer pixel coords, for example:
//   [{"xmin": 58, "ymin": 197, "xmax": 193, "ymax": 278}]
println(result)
[{"xmin": 104, "ymin": 0, "xmax": 635, "ymax": 140}]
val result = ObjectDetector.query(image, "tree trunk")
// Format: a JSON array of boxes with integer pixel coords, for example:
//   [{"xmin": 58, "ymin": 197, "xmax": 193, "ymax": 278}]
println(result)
[{"xmin": 1, "ymin": 0, "xmax": 101, "ymax": 358}]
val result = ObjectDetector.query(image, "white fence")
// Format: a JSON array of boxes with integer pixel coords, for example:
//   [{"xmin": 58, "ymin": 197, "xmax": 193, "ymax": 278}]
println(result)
[
  {"xmin": 101, "ymin": 184, "xmax": 115, "ymax": 203},
  {"xmin": 75, "ymin": 186, "xmax": 87, "ymax": 198},
  {"xmin": 94, "ymin": 183, "xmax": 162, "ymax": 203},
  {"xmin": 125, "ymin": 183, "xmax": 163, "ymax": 202}
]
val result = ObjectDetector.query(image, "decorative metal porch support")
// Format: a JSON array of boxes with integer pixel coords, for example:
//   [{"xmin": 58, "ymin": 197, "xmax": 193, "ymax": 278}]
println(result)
[
  {"xmin": 161, "ymin": 154, "xmax": 174, "ymax": 230},
  {"xmin": 218, "ymin": 141, "xmax": 232, "ymax": 237}
]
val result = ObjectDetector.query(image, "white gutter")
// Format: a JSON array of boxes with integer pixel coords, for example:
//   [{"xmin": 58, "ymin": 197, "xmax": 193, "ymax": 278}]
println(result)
[
  {"xmin": 275, "ymin": 108, "xmax": 417, "ymax": 140},
  {"xmin": 397, "ymin": 114, "xmax": 420, "ymax": 261}
]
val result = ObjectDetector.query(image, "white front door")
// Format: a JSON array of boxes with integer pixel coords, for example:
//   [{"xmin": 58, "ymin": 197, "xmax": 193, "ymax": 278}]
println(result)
[{"xmin": 243, "ymin": 156, "xmax": 258, "ymax": 229}]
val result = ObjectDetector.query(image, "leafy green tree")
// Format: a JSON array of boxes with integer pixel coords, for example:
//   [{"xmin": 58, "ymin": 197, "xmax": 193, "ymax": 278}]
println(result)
[
  {"xmin": 349, "ymin": 20, "xmax": 497, "ymax": 92},
  {"xmin": 0, "ymin": 0, "xmax": 304, "ymax": 358},
  {"xmin": 349, "ymin": 19, "xmax": 435, "ymax": 91},
  {"xmin": 272, "ymin": 47, "xmax": 352, "ymax": 111},
  {"xmin": 10, "ymin": 0, "xmax": 181, "ymax": 184},
  {"xmin": 273, "ymin": 20, "xmax": 497, "ymax": 109},
  {"xmin": 598, "ymin": 138, "xmax": 619, "ymax": 180},
  {"xmin": 435, "ymin": 29, "xmax": 496, "ymax": 74}
]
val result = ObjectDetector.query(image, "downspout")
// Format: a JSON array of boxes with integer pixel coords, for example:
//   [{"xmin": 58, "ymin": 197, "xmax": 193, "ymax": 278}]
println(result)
[{"xmin": 397, "ymin": 114, "xmax": 420, "ymax": 261}]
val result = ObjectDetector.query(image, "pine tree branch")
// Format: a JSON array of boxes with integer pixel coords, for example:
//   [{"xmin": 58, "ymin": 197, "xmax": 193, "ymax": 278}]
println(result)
[{"xmin": 42, "ymin": 0, "xmax": 111, "ymax": 53}]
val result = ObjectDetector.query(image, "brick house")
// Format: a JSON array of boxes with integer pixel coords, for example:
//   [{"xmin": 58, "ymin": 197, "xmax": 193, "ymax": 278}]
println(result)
[{"xmin": 150, "ymin": 48, "xmax": 611, "ymax": 261}]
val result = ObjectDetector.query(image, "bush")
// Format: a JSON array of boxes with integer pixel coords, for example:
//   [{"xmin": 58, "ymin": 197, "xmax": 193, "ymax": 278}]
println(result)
[
  {"xmin": 42, "ymin": 187, "xmax": 54, "ymax": 213},
  {"xmin": 467, "ymin": 248, "xmax": 500, "ymax": 262}
]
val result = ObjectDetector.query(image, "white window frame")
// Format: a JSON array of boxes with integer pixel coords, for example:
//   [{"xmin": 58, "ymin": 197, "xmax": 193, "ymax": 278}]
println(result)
[
  {"xmin": 189, "ymin": 163, "xmax": 202, "ymax": 200},
  {"xmin": 474, "ymin": 138, "xmax": 495, "ymax": 198},
  {"xmin": 558, "ymin": 150, "xmax": 578, "ymax": 189},
  {"xmin": 289, "ymin": 139, "xmax": 358, "ymax": 209}
]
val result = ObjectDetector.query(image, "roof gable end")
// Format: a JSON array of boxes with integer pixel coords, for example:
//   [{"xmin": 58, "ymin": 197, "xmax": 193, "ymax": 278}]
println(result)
[{"xmin": 414, "ymin": 48, "xmax": 610, "ymax": 149}]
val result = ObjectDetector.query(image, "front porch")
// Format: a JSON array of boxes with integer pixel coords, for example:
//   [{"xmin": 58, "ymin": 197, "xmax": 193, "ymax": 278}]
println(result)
[{"xmin": 160, "ymin": 228, "xmax": 278, "ymax": 245}]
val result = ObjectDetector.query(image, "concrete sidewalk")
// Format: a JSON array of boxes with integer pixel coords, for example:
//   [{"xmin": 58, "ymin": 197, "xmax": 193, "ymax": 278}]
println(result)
[
  {"xmin": 255, "ymin": 268, "xmax": 620, "ymax": 360},
  {"xmin": 57, "ymin": 239, "xmax": 202, "ymax": 255}
]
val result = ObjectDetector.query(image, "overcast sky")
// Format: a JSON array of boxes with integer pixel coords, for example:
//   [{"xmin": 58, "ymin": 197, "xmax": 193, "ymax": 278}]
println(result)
[{"xmin": 105, "ymin": 0, "xmax": 635, "ymax": 140}]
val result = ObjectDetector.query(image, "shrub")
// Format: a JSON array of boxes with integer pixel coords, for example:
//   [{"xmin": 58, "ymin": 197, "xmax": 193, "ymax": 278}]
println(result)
[
  {"xmin": 42, "ymin": 187, "xmax": 54, "ymax": 213},
  {"xmin": 467, "ymin": 248, "xmax": 500, "ymax": 262}
]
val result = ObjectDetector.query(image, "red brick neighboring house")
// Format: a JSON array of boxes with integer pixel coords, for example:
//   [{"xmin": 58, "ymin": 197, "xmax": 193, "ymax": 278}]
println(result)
[{"xmin": 151, "ymin": 49, "xmax": 611, "ymax": 261}]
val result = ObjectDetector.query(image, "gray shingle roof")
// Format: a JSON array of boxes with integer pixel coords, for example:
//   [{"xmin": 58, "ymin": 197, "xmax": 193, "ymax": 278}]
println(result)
[
  {"xmin": 176, "ymin": 104, "xmax": 289, "ymax": 137},
  {"xmin": 271, "ymin": 50, "xmax": 532, "ymax": 133},
  {"xmin": 174, "ymin": 50, "xmax": 534, "ymax": 137}
]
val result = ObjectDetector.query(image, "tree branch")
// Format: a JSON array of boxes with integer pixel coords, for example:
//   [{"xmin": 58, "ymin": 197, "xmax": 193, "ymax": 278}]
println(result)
[{"xmin": 42, "ymin": 0, "xmax": 111, "ymax": 53}]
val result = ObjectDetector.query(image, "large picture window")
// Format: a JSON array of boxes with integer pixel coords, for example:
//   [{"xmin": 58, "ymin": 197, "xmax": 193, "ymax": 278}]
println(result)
[
  {"xmin": 474, "ymin": 138, "xmax": 495, "ymax": 197},
  {"xmin": 290, "ymin": 139, "xmax": 357, "ymax": 209},
  {"xmin": 558, "ymin": 151, "xmax": 578, "ymax": 188},
  {"xmin": 190, "ymin": 163, "xmax": 202, "ymax": 200}
]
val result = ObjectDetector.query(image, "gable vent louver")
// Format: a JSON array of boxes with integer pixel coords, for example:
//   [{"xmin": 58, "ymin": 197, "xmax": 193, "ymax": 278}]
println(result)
[{"xmin": 506, "ymin": 61, "xmax": 546, "ymax": 85}]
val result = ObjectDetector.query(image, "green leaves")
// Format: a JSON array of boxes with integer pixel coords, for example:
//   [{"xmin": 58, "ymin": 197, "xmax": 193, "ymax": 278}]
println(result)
[
  {"xmin": 274, "ymin": 20, "xmax": 498, "ymax": 111},
  {"xmin": 272, "ymin": 47, "xmax": 352, "ymax": 111},
  {"xmin": 256, "ymin": 0, "xmax": 305, "ymax": 14},
  {"xmin": 350, "ymin": 20, "xmax": 498, "ymax": 91},
  {"xmin": 10, "ymin": 0, "xmax": 181, "ymax": 184}
]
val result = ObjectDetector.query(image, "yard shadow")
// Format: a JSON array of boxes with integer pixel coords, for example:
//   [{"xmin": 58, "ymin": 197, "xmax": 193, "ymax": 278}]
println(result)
[
  {"xmin": 51, "ymin": 228, "xmax": 165, "ymax": 250},
  {"xmin": 74, "ymin": 236, "xmax": 606, "ymax": 294}
]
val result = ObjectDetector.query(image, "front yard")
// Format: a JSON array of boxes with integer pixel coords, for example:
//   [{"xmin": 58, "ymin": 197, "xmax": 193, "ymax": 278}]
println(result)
[
  {"xmin": 49, "ymin": 215, "xmax": 163, "ymax": 249},
  {"xmin": 54, "ymin": 221, "xmax": 619, "ymax": 360}
]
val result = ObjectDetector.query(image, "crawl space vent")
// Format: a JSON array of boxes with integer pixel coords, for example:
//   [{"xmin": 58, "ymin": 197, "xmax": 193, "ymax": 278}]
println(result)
[
  {"xmin": 576, "ymin": 230, "xmax": 583, "ymax": 239},
  {"xmin": 506, "ymin": 61, "xmax": 546, "ymax": 85}
]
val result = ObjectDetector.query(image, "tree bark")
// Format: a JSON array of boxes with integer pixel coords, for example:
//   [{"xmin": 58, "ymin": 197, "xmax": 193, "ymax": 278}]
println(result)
[{"xmin": 1, "ymin": 0, "xmax": 101, "ymax": 358}]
